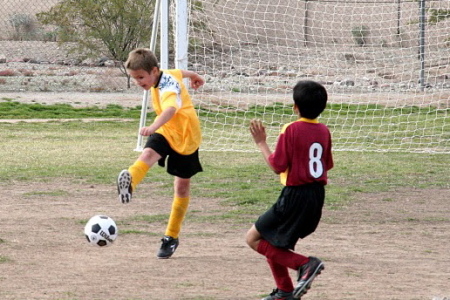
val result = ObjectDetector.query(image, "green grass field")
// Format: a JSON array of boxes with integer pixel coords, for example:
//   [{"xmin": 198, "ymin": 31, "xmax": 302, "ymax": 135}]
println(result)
[{"xmin": 1, "ymin": 101, "xmax": 448, "ymax": 221}]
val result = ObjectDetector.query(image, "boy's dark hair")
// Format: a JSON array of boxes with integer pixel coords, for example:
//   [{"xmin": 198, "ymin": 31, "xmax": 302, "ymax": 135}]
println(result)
[
  {"xmin": 125, "ymin": 48, "xmax": 159, "ymax": 73},
  {"xmin": 293, "ymin": 80, "xmax": 328, "ymax": 119}
]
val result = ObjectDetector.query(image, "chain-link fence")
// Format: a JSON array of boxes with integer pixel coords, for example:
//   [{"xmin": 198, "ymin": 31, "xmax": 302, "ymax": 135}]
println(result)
[{"xmin": 0, "ymin": 0, "xmax": 449, "ymax": 94}]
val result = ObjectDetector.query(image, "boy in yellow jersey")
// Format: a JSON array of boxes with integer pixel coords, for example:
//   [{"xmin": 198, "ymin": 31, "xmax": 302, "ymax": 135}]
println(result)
[{"xmin": 117, "ymin": 48, "xmax": 204, "ymax": 259}]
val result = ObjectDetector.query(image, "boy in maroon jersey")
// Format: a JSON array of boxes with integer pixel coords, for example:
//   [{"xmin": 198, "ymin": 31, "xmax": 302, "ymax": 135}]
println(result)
[{"xmin": 247, "ymin": 80, "xmax": 333, "ymax": 300}]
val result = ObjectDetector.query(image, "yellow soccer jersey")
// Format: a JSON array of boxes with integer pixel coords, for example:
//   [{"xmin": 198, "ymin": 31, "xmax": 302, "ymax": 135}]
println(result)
[{"xmin": 150, "ymin": 69, "xmax": 201, "ymax": 155}]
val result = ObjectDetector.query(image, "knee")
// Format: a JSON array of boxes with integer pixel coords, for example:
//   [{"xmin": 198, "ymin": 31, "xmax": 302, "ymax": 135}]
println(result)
[
  {"xmin": 246, "ymin": 229, "xmax": 260, "ymax": 251},
  {"xmin": 174, "ymin": 178, "xmax": 190, "ymax": 197},
  {"xmin": 140, "ymin": 148, "xmax": 154, "ymax": 160},
  {"xmin": 246, "ymin": 237, "xmax": 256, "ymax": 250}
]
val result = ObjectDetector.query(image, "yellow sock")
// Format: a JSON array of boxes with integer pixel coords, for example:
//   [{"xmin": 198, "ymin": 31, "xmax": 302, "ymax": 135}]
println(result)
[
  {"xmin": 128, "ymin": 160, "xmax": 150, "ymax": 191},
  {"xmin": 165, "ymin": 196, "xmax": 190, "ymax": 239}
]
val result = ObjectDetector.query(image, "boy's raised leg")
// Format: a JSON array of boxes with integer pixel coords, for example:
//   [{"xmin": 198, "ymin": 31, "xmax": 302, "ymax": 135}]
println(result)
[{"xmin": 117, "ymin": 169, "xmax": 132, "ymax": 203}]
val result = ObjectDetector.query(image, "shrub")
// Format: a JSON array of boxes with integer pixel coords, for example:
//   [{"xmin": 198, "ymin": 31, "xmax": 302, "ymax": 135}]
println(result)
[
  {"xmin": 8, "ymin": 13, "xmax": 38, "ymax": 41},
  {"xmin": 351, "ymin": 25, "xmax": 370, "ymax": 46}
]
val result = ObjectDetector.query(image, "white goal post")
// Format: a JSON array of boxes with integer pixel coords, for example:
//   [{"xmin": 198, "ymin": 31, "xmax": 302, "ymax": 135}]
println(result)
[{"xmin": 137, "ymin": 0, "xmax": 449, "ymax": 154}]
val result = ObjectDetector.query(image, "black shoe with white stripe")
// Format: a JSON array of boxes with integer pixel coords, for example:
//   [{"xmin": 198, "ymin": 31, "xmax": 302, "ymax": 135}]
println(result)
[
  {"xmin": 261, "ymin": 288, "xmax": 295, "ymax": 300},
  {"xmin": 157, "ymin": 236, "xmax": 179, "ymax": 259}
]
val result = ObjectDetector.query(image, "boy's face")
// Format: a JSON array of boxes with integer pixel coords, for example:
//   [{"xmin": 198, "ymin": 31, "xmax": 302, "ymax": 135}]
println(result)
[{"xmin": 128, "ymin": 67, "xmax": 159, "ymax": 90}]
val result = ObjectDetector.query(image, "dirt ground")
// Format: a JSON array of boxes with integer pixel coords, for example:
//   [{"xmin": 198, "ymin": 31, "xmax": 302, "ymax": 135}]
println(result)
[
  {"xmin": 0, "ymin": 93, "xmax": 448, "ymax": 300},
  {"xmin": 1, "ymin": 181, "xmax": 449, "ymax": 300}
]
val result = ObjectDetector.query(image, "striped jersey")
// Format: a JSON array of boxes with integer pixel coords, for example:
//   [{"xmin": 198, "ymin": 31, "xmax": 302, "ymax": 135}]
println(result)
[
  {"xmin": 151, "ymin": 69, "xmax": 201, "ymax": 155},
  {"xmin": 268, "ymin": 118, "xmax": 333, "ymax": 186}
]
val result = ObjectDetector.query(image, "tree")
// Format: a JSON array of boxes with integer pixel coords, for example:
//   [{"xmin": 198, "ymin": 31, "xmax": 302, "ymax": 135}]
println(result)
[
  {"xmin": 428, "ymin": 8, "xmax": 450, "ymax": 24},
  {"xmin": 37, "ymin": 0, "xmax": 156, "ymax": 87}
]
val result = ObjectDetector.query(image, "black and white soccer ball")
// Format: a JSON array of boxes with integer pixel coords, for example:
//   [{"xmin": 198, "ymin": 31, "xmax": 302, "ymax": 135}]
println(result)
[{"xmin": 84, "ymin": 215, "xmax": 118, "ymax": 247}]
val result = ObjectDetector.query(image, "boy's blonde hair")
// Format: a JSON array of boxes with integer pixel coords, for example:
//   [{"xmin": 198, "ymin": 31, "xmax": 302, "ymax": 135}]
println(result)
[{"xmin": 125, "ymin": 48, "xmax": 159, "ymax": 73}]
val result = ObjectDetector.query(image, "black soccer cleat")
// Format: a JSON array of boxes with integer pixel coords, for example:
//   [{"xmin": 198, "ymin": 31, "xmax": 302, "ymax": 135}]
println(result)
[
  {"xmin": 261, "ymin": 288, "xmax": 296, "ymax": 300},
  {"xmin": 293, "ymin": 256, "xmax": 324, "ymax": 298},
  {"xmin": 117, "ymin": 169, "xmax": 132, "ymax": 203},
  {"xmin": 157, "ymin": 235, "xmax": 179, "ymax": 259}
]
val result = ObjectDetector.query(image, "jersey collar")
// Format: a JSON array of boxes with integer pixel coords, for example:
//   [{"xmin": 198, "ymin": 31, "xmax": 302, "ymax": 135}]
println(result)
[
  {"xmin": 153, "ymin": 71, "xmax": 163, "ymax": 88},
  {"xmin": 299, "ymin": 117, "xmax": 319, "ymax": 123}
]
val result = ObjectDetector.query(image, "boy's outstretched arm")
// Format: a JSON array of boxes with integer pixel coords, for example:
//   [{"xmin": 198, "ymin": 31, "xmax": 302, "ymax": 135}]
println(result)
[
  {"xmin": 249, "ymin": 119, "xmax": 279, "ymax": 174},
  {"xmin": 181, "ymin": 70, "xmax": 204, "ymax": 90},
  {"xmin": 140, "ymin": 106, "xmax": 176, "ymax": 136}
]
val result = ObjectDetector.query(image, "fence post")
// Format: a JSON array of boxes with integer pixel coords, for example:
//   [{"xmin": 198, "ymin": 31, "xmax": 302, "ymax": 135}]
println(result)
[
  {"xmin": 419, "ymin": 0, "xmax": 426, "ymax": 91},
  {"xmin": 397, "ymin": 0, "xmax": 401, "ymax": 36},
  {"xmin": 304, "ymin": 0, "xmax": 309, "ymax": 47}
]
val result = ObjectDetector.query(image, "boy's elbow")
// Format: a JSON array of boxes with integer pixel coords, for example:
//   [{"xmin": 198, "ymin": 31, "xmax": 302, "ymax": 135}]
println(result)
[{"xmin": 269, "ymin": 165, "xmax": 282, "ymax": 174}]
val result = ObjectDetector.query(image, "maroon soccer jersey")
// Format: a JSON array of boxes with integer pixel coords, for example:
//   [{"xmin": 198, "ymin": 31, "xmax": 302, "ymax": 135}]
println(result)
[{"xmin": 268, "ymin": 118, "xmax": 333, "ymax": 186}]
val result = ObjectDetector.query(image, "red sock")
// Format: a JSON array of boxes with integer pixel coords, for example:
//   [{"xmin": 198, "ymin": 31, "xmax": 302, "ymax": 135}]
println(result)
[
  {"xmin": 257, "ymin": 239, "xmax": 309, "ymax": 270},
  {"xmin": 267, "ymin": 258, "xmax": 294, "ymax": 292}
]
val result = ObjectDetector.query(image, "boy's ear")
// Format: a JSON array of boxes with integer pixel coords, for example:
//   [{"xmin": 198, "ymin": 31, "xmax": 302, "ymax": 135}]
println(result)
[
  {"xmin": 293, "ymin": 104, "xmax": 299, "ymax": 114},
  {"xmin": 151, "ymin": 66, "xmax": 160, "ymax": 76}
]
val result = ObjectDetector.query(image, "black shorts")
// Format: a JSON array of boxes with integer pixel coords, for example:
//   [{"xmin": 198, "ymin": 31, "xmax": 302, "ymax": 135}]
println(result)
[
  {"xmin": 144, "ymin": 133, "xmax": 203, "ymax": 179},
  {"xmin": 255, "ymin": 183, "xmax": 325, "ymax": 250}
]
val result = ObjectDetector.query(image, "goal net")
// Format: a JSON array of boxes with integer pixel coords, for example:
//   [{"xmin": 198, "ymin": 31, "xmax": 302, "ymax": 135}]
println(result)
[{"xmin": 181, "ymin": 0, "xmax": 449, "ymax": 154}]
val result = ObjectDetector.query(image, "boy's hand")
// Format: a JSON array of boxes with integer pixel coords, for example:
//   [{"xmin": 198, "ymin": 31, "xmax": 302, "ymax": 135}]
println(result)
[
  {"xmin": 250, "ymin": 119, "xmax": 275, "ymax": 171},
  {"xmin": 140, "ymin": 126, "xmax": 154, "ymax": 136},
  {"xmin": 249, "ymin": 119, "xmax": 267, "ymax": 145},
  {"xmin": 190, "ymin": 73, "xmax": 204, "ymax": 90},
  {"xmin": 181, "ymin": 70, "xmax": 204, "ymax": 90}
]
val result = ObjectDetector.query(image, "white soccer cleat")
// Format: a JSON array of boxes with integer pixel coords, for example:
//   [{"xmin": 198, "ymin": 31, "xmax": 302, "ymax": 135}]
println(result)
[{"xmin": 117, "ymin": 169, "xmax": 132, "ymax": 203}]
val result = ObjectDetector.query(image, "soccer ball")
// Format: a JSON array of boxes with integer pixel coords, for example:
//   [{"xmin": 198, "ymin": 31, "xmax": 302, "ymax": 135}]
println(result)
[{"xmin": 84, "ymin": 215, "xmax": 118, "ymax": 247}]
